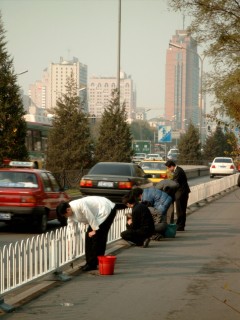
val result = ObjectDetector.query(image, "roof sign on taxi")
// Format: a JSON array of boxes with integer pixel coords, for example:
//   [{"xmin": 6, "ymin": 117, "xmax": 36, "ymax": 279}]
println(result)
[{"xmin": 9, "ymin": 161, "xmax": 35, "ymax": 168}]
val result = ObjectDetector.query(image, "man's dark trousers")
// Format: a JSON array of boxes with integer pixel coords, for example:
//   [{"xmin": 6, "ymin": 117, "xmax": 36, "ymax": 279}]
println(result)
[
  {"xmin": 175, "ymin": 191, "xmax": 189, "ymax": 229},
  {"xmin": 85, "ymin": 204, "xmax": 124, "ymax": 268}
]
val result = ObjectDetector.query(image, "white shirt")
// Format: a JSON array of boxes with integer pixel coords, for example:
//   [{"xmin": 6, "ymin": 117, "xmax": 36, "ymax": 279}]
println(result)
[{"xmin": 68, "ymin": 196, "xmax": 115, "ymax": 230}]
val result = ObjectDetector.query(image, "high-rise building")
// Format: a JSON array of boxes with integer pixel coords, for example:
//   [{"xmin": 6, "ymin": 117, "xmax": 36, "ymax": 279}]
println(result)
[
  {"xmin": 29, "ymin": 57, "xmax": 88, "ymax": 113},
  {"xmin": 47, "ymin": 57, "xmax": 88, "ymax": 112},
  {"xmin": 165, "ymin": 30, "xmax": 200, "ymax": 132},
  {"xmin": 88, "ymin": 71, "xmax": 136, "ymax": 120}
]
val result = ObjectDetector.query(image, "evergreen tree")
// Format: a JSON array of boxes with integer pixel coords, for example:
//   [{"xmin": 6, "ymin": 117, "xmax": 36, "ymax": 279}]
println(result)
[
  {"xmin": 0, "ymin": 13, "xmax": 28, "ymax": 162},
  {"xmin": 94, "ymin": 89, "xmax": 133, "ymax": 162},
  {"xmin": 224, "ymin": 130, "xmax": 238, "ymax": 158},
  {"xmin": 178, "ymin": 123, "xmax": 201, "ymax": 164},
  {"xmin": 211, "ymin": 126, "xmax": 227, "ymax": 156},
  {"xmin": 46, "ymin": 73, "xmax": 92, "ymax": 171},
  {"xmin": 130, "ymin": 120, "xmax": 153, "ymax": 141},
  {"xmin": 202, "ymin": 125, "xmax": 236, "ymax": 160},
  {"xmin": 202, "ymin": 133, "xmax": 217, "ymax": 162}
]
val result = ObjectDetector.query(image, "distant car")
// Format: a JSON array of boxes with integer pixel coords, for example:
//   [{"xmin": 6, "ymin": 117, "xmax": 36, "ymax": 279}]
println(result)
[
  {"xmin": 0, "ymin": 161, "xmax": 70, "ymax": 233},
  {"xmin": 131, "ymin": 153, "xmax": 146, "ymax": 164},
  {"xmin": 139, "ymin": 160, "xmax": 170, "ymax": 184},
  {"xmin": 145, "ymin": 153, "xmax": 163, "ymax": 160},
  {"xmin": 167, "ymin": 148, "xmax": 179, "ymax": 162},
  {"xmin": 210, "ymin": 157, "xmax": 237, "ymax": 178},
  {"xmin": 79, "ymin": 162, "xmax": 152, "ymax": 202}
]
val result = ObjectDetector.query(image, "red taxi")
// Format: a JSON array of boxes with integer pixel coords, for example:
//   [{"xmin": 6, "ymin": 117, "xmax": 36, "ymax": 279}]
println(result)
[{"xmin": 0, "ymin": 161, "xmax": 70, "ymax": 233}]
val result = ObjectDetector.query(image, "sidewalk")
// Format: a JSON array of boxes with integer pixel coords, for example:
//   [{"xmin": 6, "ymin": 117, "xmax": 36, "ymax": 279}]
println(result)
[{"xmin": 2, "ymin": 186, "xmax": 240, "ymax": 319}]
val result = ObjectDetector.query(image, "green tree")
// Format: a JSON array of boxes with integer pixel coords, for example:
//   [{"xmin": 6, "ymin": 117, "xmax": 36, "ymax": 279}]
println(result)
[
  {"xmin": 224, "ymin": 130, "xmax": 238, "ymax": 158},
  {"xmin": 0, "ymin": 13, "xmax": 28, "ymax": 162},
  {"xmin": 94, "ymin": 89, "xmax": 133, "ymax": 162},
  {"xmin": 178, "ymin": 123, "xmax": 201, "ymax": 164},
  {"xmin": 130, "ymin": 120, "xmax": 153, "ymax": 141},
  {"xmin": 202, "ymin": 125, "xmax": 236, "ymax": 160},
  {"xmin": 202, "ymin": 133, "xmax": 217, "ymax": 162},
  {"xmin": 169, "ymin": 0, "xmax": 240, "ymax": 122},
  {"xmin": 46, "ymin": 73, "xmax": 92, "ymax": 171}
]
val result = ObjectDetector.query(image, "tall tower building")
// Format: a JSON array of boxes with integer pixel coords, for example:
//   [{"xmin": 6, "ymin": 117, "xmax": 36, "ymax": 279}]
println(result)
[
  {"xmin": 29, "ymin": 57, "xmax": 87, "ymax": 113},
  {"xmin": 88, "ymin": 71, "xmax": 136, "ymax": 121},
  {"xmin": 47, "ymin": 57, "xmax": 88, "ymax": 112},
  {"xmin": 165, "ymin": 30, "xmax": 199, "ymax": 131}
]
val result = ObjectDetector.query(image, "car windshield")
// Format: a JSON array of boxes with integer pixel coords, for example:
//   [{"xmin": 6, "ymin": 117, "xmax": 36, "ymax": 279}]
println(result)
[
  {"xmin": 134, "ymin": 154, "xmax": 145, "ymax": 158},
  {"xmin": 140, "ymin": 162, "xmax": 166, "ymax": 170},
  {"xmin": 89, "ymin": 164, "xmax": 132, "ymax": 176},
  {"xmin": 214, "ymin": 158, "xmax": 232, "ymax": 163},
  {"xmin": 0, "ymin": 172, "xmax": 38, "ymax": 188},
  {"xmin": 146, "ymin": 154, "xmax": 160, "ymax": 158}
]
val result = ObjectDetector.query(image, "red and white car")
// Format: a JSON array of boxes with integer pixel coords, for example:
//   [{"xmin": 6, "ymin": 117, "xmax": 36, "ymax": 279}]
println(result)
[{"xmin": 0, "ymin": 161, "xmax": 70, "ymax": 232}]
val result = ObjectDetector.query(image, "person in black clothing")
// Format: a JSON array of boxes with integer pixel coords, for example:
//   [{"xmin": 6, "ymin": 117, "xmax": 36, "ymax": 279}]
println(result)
[
  {"xmin": 121, "ymin": 192, "xmax": 155, "ymax": 248},
  {"xmin": 165, "ymin": 160, "xmax": 191, "ymax": 231}
]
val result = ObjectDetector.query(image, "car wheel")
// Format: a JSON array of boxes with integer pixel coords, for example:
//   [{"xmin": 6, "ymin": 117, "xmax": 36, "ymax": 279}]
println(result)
[
  {"xmin": 37, "ymin": 213, "xmax": 48, "ymax": 233},
  {"xmin": 210, "ymin": 175, "xmax": 214, "ymax": 178}
]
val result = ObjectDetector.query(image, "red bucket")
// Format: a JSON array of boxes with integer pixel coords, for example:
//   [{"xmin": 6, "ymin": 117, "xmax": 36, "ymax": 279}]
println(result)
[{"xmin": 98, "ymin": 255, "xmax": 117, "ymax": 275}]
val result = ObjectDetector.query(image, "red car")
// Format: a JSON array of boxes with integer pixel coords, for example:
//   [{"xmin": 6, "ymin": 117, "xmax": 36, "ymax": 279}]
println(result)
[{"xmin": 0, "ymin": 161, "xmax": 70, "ymax": 233}]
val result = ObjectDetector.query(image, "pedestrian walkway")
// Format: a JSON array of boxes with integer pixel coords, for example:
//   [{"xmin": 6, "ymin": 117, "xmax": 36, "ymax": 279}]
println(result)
[{"xmin": 2, "ymin": 187, "xmax": 240, "ymax": 320}]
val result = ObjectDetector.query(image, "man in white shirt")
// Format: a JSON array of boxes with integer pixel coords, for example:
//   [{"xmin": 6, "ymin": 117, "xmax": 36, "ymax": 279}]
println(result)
[{"xmin": 57, "ymin": 196, "xmax": 125, "ymax": 271}]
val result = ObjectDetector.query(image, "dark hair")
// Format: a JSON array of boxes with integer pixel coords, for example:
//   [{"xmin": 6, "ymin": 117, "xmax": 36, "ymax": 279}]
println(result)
[
  {"xmin": 122, "ymin": 193, "xmax": 137, "ymax": 205},
  {"xmin": 165, "ymin": 160, "xmax": 176, "ymax": 167},
  {"xmin": 56, "ymin": 201, "xmax": 70, "ymax": 219},
  {"xmin": 131, "ymin": 187, "xmax": 143, "ymax": 198}
]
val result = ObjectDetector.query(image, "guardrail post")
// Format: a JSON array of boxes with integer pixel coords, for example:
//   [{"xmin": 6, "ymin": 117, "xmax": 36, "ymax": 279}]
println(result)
[
  {"xmin": 0, "ymin": 296, "xmax": 15, "ymax": 313},
  {"xmin": 53, "ymin": 269, "xmax": 72, "ymax": 282}
]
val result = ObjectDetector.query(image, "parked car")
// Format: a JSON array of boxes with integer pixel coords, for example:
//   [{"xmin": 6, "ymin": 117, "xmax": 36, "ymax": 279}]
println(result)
[
  {"xmin": 139, "ymin": 160, "xmax": 170, "ymax": 184},
  {"xmin": 210, "ymin": 157, "xmax": 237, "ymax": 178},
  {"xmin": 145, "ymin": 153, "xmax": 163, "ymax": 160},
  {"xmin": 167, "ymin": 148, "xmax": 179, "ymax": 162},
  {"xmin": 0, "ymin": 161, "xmax": 70, "ymax": 232},
  {"xmin": 131, "ymin": 153, "xmax": 146, "ymax": 164},
  {"xmin": 79, "ymin": 162, "xmax": 152, "ymax": 202}
]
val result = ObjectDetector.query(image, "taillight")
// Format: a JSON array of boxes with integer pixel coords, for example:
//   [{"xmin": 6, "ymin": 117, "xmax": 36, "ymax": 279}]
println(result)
[
  {"xmin": 230, "ymin": 165, "xmax": 234, "ymax": 169},
  {"xmin": 160, "ymin": 173, "xmax": 168, "ymax": 179},
  {"xmin": 21, "ymin": 196, "xmax": 37, "ymax": 203},
  {"xmin": 80, "ymin": 180, "xmax": 93, "ymax": 187},
  {"xmin": 118, "ymin": 181, "xmax": 133, "ymax": 189},
  {"xmin": 211, "ymin": 165, "xmax": 216, "ymax": 168}
]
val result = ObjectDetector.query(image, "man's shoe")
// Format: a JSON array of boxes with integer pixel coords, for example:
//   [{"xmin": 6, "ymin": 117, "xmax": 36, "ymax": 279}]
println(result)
[
  {"xmin": 177, "ymin": 226, "xmax": 185, "ymax": 231},
  {"xmin": 81, "ymin": 264, "xmax": 98, "ymax": 272},
  {"xmin": 143, "ymin": 238, "xmax": 150, "ymax": 248}
]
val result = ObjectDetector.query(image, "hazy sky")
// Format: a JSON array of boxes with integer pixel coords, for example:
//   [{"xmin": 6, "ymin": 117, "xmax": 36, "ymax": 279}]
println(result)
[{"xmin": 1, "ymin": 0, "xmax": 189, "ymax": 119}]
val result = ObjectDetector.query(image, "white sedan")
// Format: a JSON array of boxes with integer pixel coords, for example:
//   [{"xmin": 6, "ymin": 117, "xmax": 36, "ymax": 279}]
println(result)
[{"xmin": 210, "ymin": 157, "xmax": 237, "ymax": 178}]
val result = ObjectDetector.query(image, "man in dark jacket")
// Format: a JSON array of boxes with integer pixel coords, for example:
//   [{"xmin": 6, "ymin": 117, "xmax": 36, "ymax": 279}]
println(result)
[
  {"xmin": 121, "ymin": 193, "xmax": 155, "ymax": 248},
  {"xmin": 165, "ymin": 160, "xmax": 190, "ymax": 231}
]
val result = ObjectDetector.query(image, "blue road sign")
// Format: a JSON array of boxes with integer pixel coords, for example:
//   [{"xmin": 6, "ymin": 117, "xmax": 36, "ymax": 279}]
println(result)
[{"xmin": 158, "ymin": 125, "xmax": 172, "ymax": 143}]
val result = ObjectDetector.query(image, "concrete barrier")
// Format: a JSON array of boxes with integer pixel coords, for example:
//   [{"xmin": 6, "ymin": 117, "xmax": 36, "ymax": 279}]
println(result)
[{"xmin": 181, "ymin": 165, "xmax": 209, "ymax": 179}]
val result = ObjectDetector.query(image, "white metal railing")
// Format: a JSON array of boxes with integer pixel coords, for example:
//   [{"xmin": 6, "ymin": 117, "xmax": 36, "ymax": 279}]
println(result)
[
  {"xmin": 0, "ymin": 175, "xmax": 239, "ymax": 296},
  {"xmin": 0, "ymin": 208, "xmax": 129, "ymax": 296}
]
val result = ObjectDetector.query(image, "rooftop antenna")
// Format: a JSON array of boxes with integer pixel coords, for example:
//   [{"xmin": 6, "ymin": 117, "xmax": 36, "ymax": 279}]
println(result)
[{"xmin": 182, "ymin": 14, "xmax": 185, "ymax": 30}]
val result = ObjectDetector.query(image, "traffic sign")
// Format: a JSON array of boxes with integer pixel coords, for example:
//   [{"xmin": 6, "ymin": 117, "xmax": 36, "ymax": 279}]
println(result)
[{"xmin": 158, "ymin": 125, "xmax": 172, "ymax": 143}]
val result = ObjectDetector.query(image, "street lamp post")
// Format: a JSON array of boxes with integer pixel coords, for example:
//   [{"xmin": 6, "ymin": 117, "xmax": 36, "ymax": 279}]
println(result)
[
  {"xmin": 17, "ymin": 70, "xmax": 28, "ymax": 76},
  {"xmin": 117, "ymin": 0, "xmax": 121, "ymax": 94},
  {"xmin": 169, "ymin": 42, "xmax": 206, "ymax": 144}
]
